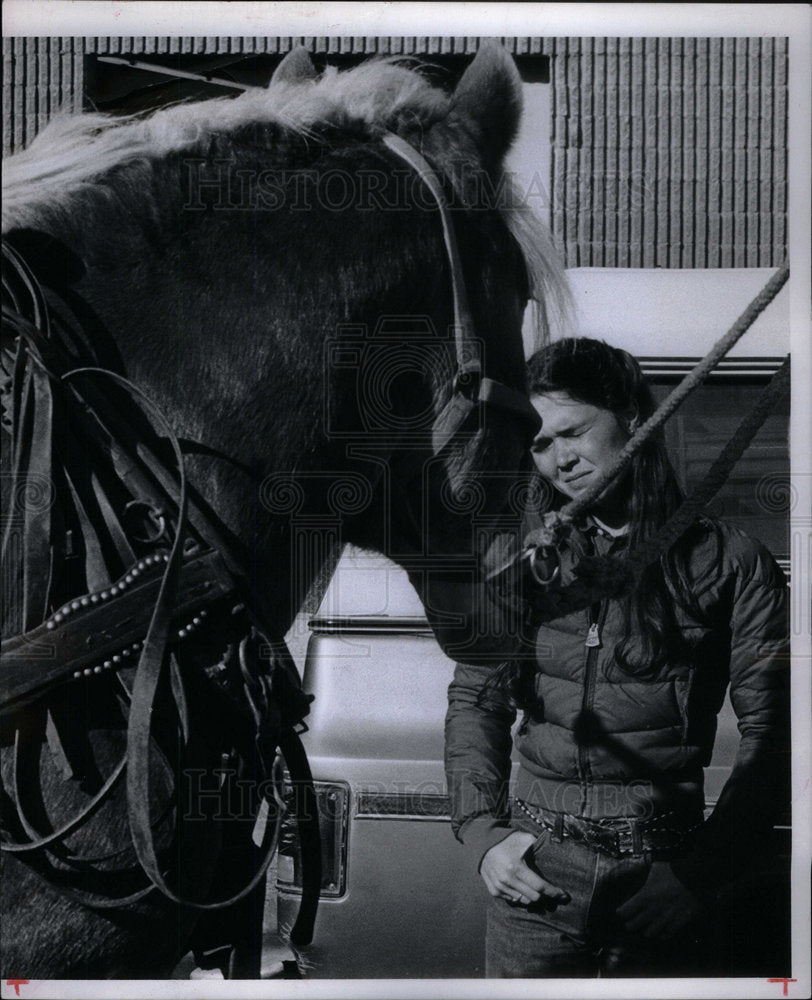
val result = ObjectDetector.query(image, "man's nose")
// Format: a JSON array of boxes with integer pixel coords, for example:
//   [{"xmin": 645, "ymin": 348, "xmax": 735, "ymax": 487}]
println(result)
[{"xmin": 554, "ymin": 439, "xmax": 577, "ymax": 469}]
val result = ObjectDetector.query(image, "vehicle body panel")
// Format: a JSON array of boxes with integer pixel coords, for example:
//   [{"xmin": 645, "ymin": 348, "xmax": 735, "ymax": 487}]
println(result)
[{"xmin": 278, "ymin": 616, "xmax": 743, "ymax": 978}]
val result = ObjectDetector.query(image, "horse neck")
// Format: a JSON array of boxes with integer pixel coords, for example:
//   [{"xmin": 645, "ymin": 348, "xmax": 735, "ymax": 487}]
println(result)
[{"xmin": 20, "ymin": 143, "xmax": 473, "ymax": 634}]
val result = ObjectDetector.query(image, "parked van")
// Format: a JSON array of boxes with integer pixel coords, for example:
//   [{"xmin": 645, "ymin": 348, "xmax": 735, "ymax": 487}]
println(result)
[{"xmin": 273, "ymin": 268, "xmax": 790, "ymax": 978}]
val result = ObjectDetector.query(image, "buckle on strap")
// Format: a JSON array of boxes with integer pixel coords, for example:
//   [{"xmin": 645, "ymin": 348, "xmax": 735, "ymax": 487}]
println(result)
[
  {"xmin": 577, "ymin": 819, "xmax": 621, "ymax": 856},
  {"xmin": 430, "ymin": 375, "xmax": 541, "ymax": 457}
]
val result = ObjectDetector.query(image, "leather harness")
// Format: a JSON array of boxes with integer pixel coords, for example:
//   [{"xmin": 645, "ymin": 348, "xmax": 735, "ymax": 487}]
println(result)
[
  {"xmin": 1, "ymin": 240, "xmax": 320, "ymax": 940},
  {"xmin": 381, "ymin": 134, "xmax": 542, "ymax": 457}
]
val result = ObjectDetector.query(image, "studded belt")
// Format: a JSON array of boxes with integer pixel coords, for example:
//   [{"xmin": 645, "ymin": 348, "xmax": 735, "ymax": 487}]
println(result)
[
  {"xmin": 0, "ymin": 547, "xmax": 236, "ymax": 725},
  {"xmin": 514, "ymin": 798, "xmax": 703, "ymax": 859}
]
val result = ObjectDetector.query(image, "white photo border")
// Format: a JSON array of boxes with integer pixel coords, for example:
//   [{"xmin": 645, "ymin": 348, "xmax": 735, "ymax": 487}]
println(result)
[{"xmin": 1, "ymin": 4, "xmax": 810, "ymax": 1000}]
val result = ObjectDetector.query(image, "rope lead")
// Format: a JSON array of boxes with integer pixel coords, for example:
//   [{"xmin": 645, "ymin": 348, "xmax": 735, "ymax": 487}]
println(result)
[{"xmin": 561, "ymin": 263, "xmax": 790, "ymax": 522}]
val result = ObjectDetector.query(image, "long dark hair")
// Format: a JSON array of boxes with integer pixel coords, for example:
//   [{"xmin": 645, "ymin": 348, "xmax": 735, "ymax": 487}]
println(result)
[{"xmin": 525, "ymin": 337, "xmax": 705, "ymax": 679}]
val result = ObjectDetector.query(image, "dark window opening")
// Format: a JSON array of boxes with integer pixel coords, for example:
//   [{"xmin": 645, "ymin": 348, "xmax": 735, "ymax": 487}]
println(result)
[
  {"xmin": 84, "ymin": 53, "xmax": 284, "ymax": 113},
  {"xmin": 84, "ymin": 52, "xmax": 550, "ymax": 117},
  {"xmin": 651, "ymin": 379, "xmax": 790, "ymax": 566}
]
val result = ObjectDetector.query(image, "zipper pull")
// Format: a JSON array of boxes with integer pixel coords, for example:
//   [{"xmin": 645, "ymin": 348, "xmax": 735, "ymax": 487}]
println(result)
[{"xmin": 585, "ymin": 622, "xmax": 601, "ymax": 648}]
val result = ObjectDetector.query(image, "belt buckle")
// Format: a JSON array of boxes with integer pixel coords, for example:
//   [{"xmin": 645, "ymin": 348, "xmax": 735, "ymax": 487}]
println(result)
[
  {"xmin": 613, "ymin": 819, "xmax": 647, "ymax": 857},
  {"xmin": 582, "ymin": 822, "xmax": 621, "ymax": 858},
  {"xmin": 606, "ymin": 827, "xmax": 622, "ymax": 858},
  {"xmin": 630, "ymin": 818, "xmax": 644, "ymax": 855}
]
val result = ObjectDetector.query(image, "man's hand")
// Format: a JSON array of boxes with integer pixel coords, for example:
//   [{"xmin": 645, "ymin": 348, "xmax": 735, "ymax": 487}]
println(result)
[
  {"xmin": 617, "ymin": 861, "xmax": 704, "ymax": 939},
  {"xmin": 480, "ymin": 831, "xmax": 570, "ymax": 905}
]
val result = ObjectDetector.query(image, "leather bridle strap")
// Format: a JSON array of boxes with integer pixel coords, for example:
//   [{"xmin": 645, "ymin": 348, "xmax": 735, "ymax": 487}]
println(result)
[
  {"xmin": 278, "ymin": 728, "xmax": 322, "ymax": 947},
  {"xmin": 381, "ymin": 133, "xmax": 478, "ymax": 379},
  {"xmin": 3, "ymin": 725, "xmax": 127, "ymax": 854},
  {"xmin": 1, "ymin": 246, "xmax": 316, "ymax": 926},
  {"xmin": 2, "ymin": 241, "xmax": 50, "ymax": 337},
  {"xmin": 380, "ymin": 134, "xmax": 541, "ymax": 457}
]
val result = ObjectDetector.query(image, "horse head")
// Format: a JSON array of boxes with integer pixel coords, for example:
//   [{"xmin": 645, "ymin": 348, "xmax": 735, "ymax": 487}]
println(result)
[
  {"xmin": 292, "ymin": 44, "xmax": 570, "ymax": 657},
  {"xmin": 1, "ymin": 43, "xmax": 569, "ymax": 658},
  {"xmin": 0, "ymin": 42, "xmax": 571, "ymax": 978}
]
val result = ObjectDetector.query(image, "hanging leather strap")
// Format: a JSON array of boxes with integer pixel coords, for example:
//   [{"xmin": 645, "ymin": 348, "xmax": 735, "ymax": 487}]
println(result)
[
  {"xmin": 0, "ymin": 324, "xmax": 303, "ymax": 913},
  {"xmin": 279, "ymin": 727, "xmax": 322, "ymax": 947},
  {"xmin": 0, "ymin": 548, "xmax": 235, "ymax": 723},
  {"xmin": 2, "ymin": 228, "xmax": 321, "ymax": 932}
]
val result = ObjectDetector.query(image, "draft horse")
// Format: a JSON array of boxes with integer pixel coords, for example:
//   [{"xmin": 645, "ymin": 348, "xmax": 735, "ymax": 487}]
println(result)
[{"xmin": 0, "ymin": 44, "xmax": 569, "ymax": 978}]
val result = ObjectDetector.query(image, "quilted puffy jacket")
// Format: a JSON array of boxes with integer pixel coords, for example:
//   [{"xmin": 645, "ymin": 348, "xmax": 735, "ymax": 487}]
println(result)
[{"xmin": 444, "ymin": 517, "xmax": 790, "ymax": 897}]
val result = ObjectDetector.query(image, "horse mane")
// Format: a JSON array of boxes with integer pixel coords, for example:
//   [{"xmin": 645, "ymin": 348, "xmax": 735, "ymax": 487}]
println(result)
[
  {"xmin": 1, "ymin": 55, "xmax": 571, "ymax": 345},
  {"xmin": 2, "ymin": 60, "xmax": 448, "ymax": 231}
]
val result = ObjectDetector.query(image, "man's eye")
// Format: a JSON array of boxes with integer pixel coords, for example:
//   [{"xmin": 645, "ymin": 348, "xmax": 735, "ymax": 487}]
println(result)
[{"xmin": 531, "ymin": 439, "xmax": 551, "ymax": 453}]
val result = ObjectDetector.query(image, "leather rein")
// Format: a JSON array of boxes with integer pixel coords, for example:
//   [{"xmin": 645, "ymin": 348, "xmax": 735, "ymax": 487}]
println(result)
[{"xmin": 381, "ymin": 134, "xmax": 541, "ymax": 457}]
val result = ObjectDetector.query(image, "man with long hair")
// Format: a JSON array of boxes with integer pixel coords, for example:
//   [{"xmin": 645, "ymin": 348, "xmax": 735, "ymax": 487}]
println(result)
[{"xmin": 445, "ymin": 337, "xmax": 790, "ymax": 977}]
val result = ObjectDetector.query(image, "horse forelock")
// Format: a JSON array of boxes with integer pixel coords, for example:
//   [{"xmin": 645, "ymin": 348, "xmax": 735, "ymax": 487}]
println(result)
[{"xmin": 1, "ymin": 59, "xmax": 451, "ymax": 233}]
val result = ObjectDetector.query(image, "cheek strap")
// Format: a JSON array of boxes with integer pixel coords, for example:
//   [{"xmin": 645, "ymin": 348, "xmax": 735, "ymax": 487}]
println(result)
[{"xmin": 431, "ymin": 376, "xmax": 541, "ymax": 458}]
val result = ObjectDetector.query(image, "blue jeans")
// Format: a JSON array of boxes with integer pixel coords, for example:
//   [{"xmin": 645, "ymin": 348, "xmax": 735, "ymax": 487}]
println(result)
[{"xmin": 486, "ymin": 812, "xmax": 716, "ymax": 978}]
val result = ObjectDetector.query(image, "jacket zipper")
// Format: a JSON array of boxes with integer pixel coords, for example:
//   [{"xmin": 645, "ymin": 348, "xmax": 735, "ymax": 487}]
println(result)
[{"xmin": 578, "ymin": 600, "xmax": 607, "ymax": 788}]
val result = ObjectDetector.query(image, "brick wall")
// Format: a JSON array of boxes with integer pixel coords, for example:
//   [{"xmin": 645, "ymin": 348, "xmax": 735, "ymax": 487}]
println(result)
[{"xmin": 549, "ymin": 36, "xmax": 788, "ymax": 267}]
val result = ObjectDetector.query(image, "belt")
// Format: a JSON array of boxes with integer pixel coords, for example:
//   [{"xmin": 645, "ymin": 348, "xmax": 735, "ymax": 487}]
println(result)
[{"xmin": 514, "ymin": 799, "xmax": 702, "ymax": 860}]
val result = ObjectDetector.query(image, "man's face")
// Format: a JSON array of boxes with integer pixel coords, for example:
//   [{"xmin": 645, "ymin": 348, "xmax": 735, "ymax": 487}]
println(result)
[{"xmin": 530, "ymin": 391, "xmax": 632, "ymax": 516}]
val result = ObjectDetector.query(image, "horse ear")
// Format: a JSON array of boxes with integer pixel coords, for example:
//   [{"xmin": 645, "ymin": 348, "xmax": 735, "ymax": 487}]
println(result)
[
  {"xmin": 271, "ymin": 46, "xmax": 318, "ymax": 84},
  {"xmin": 449, "ymin": 42, "xmax": 523, "ymax": 164}
]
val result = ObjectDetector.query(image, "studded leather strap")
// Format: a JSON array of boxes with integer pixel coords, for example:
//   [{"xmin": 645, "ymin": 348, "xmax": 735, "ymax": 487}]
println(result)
[{"xmin": 0, "ymin": 548, "xmax": 235, "ymax": 724}]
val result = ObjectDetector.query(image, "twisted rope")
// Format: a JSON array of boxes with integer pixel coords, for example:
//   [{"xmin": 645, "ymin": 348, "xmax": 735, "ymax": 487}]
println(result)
[
  {"xmin": 514, "ymin": 265, "xmax": 792, "ymax": 619},
  {"xmin": 521, "ymin": 355, "xmax": 791, "ymax": 624},
  {"xmin": 561, "ymin": 263, "xmax": 790, "ymax": 522},
  {"xmin": 525, "ymin": 348, "xmax": 790, "ymax": 621}
]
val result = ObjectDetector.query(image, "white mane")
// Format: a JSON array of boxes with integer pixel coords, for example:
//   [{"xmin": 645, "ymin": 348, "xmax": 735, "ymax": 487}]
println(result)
[
  {"xmin": 2, "ymin": 60, "xmax": 448, "ymax": 232},
  {"xmin": 2, "ymin": 55, "xmax": 572, "ymax": 340}
]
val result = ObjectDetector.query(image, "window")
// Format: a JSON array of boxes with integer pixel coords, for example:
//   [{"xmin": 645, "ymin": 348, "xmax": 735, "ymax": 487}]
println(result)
[
  {"xmin": 651, "ymin": 379, "xmax": 789, "ymax": 568},
  {"xmin": 84, "ymin": 53, "xmax": 279, "ymax": 113}
]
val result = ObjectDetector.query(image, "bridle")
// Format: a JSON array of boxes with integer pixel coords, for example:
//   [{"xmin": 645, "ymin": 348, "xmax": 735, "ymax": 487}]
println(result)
[{"xmin": 381, "ymin": 134, "xmax": 541, "ymax": 458}]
